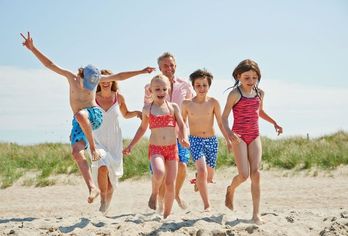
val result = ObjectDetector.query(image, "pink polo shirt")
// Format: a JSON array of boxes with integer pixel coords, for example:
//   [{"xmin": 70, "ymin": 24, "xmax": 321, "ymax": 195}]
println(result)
[{"xmin": 144, "ymin": 77, "xmax": 194, "ymax": 108}]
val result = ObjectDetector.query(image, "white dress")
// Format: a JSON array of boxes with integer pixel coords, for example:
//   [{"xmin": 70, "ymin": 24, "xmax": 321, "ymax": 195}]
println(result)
[{"xmin": 91, "ymin": 98, "xmax": 123, "ymax": 188}]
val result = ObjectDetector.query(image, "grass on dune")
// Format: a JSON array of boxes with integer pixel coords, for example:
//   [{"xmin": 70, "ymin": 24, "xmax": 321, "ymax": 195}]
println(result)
[{"xmin": 0, "ymin": 131, "xmax": 347, "ymax": 188}]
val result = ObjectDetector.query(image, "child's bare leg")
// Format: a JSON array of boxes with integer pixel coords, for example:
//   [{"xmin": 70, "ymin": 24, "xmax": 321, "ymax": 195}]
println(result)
[
  {"xmin": 248, "ymin": 137, "xmax": 263, "ymax": 224},
  {"xmin": 157, "ymin": 180, "xmax": 165, "ymax": 213},
  {"xmin": 175, "ymin": 162, "xmax": 187, "ymax": 209},
  {"xmin": 149, "ymin": 155, "xmax": 165, "ymax": 210},
  {"xmin": 71, "ymin": 142, "xmax": 99, "ymax": 203},
  {"xmin": 207, "ymin": 166, "xmax": 215, "ymax": 183},
  {"xmin": 75, "ymin": 110, "xmax": 100, "ymax": 161},
  {"xmin": 98, "ymin": 166, "xmax": 109, "ymax": 213},
  {"xmin": 195, "ymin": 158, "xmax": 210, "ymax": 210},
  {"xmin": 163, "ymin": 160, "xmax": 178, "ymax": 219},
  {"xmin": 225, "ymin": 141, "xmax": 249, "ymax": 210}
]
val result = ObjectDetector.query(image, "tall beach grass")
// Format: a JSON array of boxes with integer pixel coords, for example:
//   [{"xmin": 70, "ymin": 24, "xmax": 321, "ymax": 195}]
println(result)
[{"xmin": 0, "ymin": 131, "xmax": 347, "ymax": 188}]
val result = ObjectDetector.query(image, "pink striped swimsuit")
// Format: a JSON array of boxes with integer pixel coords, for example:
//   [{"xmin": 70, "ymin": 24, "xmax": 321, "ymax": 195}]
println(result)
[{"xmin": 232, "ymin": 87, "xmax": 261, "ymax": 145}]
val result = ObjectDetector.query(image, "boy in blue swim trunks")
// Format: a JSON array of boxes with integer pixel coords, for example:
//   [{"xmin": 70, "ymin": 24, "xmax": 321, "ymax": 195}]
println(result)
[
  {"xmin": 182, "ymin": 69, "xmax": 232, "ymax": 211},
  {"xmin": 21, "ymin": 32, "xmax": 155, "ymax": 203}
]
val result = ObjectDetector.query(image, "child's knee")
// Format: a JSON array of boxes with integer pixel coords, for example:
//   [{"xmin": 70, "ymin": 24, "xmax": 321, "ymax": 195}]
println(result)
[
  {"xmin": 71, "ymin": 143, "xmax": 85, "ymax": 160},
  {"xmin": 164, "ymin": 181, "xmax": 175, "ymax": 191},
  {"xmin": 75, "ymin": 110, "xmax": 88, "ymax": 123},
  {"xmin": 196, "ymin": 168, "xmax": 207, "ymax": 179},
  {"xmin": 239, "ymin": 172, "xmax": 249, "ymax": 182},
  {"xmin": 250, "ymin": 170, "xmax": 260, "ymax": 182},
  {"xmin": 153, "ymin": 169, "xmax": 165, "ymax": 180}
]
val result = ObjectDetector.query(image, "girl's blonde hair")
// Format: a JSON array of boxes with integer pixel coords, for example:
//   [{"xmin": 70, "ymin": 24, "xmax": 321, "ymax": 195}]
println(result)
[
  {"xmin": 150, "ymin": 74, "xmax": 170, "ymax": 87},
  {"xmin": 96, "ymin": 69, "xmax": 119, "ymax": 92}
]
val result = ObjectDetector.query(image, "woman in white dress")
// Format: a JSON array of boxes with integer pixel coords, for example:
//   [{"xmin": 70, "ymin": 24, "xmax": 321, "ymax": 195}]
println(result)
[{"xmin": 92, "ymin": 69, "xmax": 141, "ymax": 214}]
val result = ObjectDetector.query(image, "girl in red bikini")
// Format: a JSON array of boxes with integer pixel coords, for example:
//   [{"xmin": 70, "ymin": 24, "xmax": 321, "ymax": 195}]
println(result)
[
  {"xmin": 123, "ymin": 74, "xmax": 189, "ymax": 219},
  {"xmin": 222, "ymin": 59, "xmax": 283, "ymax": 224}
]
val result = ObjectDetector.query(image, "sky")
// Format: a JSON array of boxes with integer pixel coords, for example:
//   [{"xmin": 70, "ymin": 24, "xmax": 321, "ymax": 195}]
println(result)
[{"xmin": 0, "ymin": 0, "xmax": 347, "ymax": 145}]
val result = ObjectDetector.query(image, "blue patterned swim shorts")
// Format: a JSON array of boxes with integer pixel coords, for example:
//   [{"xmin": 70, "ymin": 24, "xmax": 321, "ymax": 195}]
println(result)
[
  {"xmin": 70, "ymin": 106, "xmax": 103, "ymax": 149},
  {"xmin": 177, "ymin": 140, "xmax": 190, "ymax": 164},
  {"xmin": 189, "ymin": 135, "xmax": 218, "ymax": 168}
]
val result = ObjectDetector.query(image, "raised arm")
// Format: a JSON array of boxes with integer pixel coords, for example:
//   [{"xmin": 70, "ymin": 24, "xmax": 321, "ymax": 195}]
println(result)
[
  {"xmin": 20, "ymin": 32, "xmax": 75, "ymax": 80},
  {"xmin": 101, "ymin": 67, "xmax": 155, "ymax": 82},
  {"xmin": 213, "ymin": 99, "xmax": 232, "ymax": 152},
  {"xmin": 258, "ymin": 90, "xmax": 283, "ymax": 135},
  {"xmin": 118, "ymin": 93, "xmax": 142, "ymax": 119},
  {"xmin": 122, "ymin": 106, "xmax": 149, "ymax": 155}
]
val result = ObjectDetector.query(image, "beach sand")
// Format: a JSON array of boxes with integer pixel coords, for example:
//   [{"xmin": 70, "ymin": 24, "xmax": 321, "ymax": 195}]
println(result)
[{"xmin": 1, "ymin": 167, "xmax": 347, "ymax": 236}]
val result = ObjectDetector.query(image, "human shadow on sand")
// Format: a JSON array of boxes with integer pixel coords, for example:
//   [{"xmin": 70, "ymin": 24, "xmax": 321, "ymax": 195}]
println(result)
[
  {"xmin": 225, "ymin": 218, "xmax": 253, "ymax": 227},
  {"xmin": 147, "ymin": 214, "xmax": 224, "ymax": 236},
  {"xmin": 0, "ymin": 217, "xmax": 37, "ymax": 224},
  {"xmin": 58, "ymin": 217, "xmax": 90, "ymax": 233},
  {"xmin": 107, "ymin": 212, "xmax": 161, "ymax": 224}
]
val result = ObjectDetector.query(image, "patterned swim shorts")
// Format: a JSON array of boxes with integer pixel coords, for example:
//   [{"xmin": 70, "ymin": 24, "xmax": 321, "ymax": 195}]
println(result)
[
  {"xmin": 189, "ymin": 135, "xmax": 218, "ymax": 168},
  {"xmin": 148, "ymin": 143, "xmax": 179, "ymax": 161},
  {"xmin": 70, "ymin": 106, "xmax": 103, "ymax": 149}
]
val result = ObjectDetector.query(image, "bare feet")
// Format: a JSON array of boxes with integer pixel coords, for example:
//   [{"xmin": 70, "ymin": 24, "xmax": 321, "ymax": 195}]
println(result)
[
  {"xmin": 175, "ymin": 196, "xmax": 187, "ymax": 210},
  {"xmin": 148, "ymin": 193, "xmax": 157, "ymax": 210},
  {"xmin": 99, "ymin": 187, "xmax": 113, "ymax": 215},
  {"xmin": 252, "ymin": 215, "xmax": 264, "ymax": 225},
  {"xmin": 225, "ymin": 185, "xmax": 234, "ymax": 210},
  {"xmin": 87, "ymin": 187, "xmax": 100, "ymax": 204},
  {"xmin": 99, "ymin": 200, "xmax": 111, "ymax": 215},
  {"xmin": 157, "ymin": 198, "xmax": 164, "ymax": 214},
  {"xmin": 203, "ymin": 207, "xmax": 211, "ymax": 212}
]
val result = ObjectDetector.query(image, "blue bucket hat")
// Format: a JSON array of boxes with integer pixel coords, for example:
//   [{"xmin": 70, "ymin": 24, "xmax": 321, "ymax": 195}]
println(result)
[{"xmin": 83, "ymin": 64, "xmax": 101, "ymax": 91}]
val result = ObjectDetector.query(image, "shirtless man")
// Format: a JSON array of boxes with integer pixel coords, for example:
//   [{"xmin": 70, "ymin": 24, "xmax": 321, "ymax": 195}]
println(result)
[
  {"xmin": 21, "ymin": 32, "xmax": 155, "ymax": 203},
  {"xmin": 182, "ymin": 69, "xmax": 232, "ymax": 211}
]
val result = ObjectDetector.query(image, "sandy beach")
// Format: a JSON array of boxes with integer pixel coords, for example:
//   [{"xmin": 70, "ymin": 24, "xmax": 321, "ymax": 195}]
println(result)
[{"xmin": 1, "ymin": 167, "xmax": 347, "ymax": 236}]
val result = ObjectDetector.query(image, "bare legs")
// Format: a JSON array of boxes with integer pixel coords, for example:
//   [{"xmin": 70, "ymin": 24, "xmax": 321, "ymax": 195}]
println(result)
[
  {"xmin": 150, "ymin": 155, "xmax": 178, "ymax": 219},
  {"xmin": 98, "ymin": 166, "xmax": 114, "ymax": 214},
  {"xmin": 71, "ymin": 141, "xmax": 99, "ymax": 203},
  {"xmin": 175, "ymin": 162, "xmax": 187, "ymax": 209},
  {"xmin": 195, "ymin": 158, "xmax": 210, "ymax": 211},
  {"xmin": 225, "ymin": 137, "xmax": 263, "ymax": 224},
  {"xmin": 248, "ymin": 138, "xmax": 262, "ymax": 224},
  {"xmin": 74, "ymin": 110, "xmax": 101, "ymax": 161}
]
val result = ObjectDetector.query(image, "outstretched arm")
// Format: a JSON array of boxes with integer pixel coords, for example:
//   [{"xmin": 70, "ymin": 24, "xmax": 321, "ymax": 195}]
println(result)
[
  {"xmin": 101, "ymin": 67, "xmax": 155, "ymax": 82},
  {"xmin": 118, "ymin": 93, "xmax": 142, "ymax": 119},
  {"xmin": 20, "ymin": 32, "xmax": 75, "ymax": 80},
  {"xmin": 259, "ymin": 91, "xmax": 283, "ymax": 135}
]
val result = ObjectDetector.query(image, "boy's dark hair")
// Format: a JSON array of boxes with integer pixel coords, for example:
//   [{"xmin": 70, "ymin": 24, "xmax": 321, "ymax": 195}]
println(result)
[{"xmin": 189, "ymin": 69, "xmax": 213, "ymax": 86}]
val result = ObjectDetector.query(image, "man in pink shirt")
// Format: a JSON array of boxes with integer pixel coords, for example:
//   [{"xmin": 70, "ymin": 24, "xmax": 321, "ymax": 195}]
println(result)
[{"xmin": 144, "ymin": 52, "xmax": 194, "ymax": 210}]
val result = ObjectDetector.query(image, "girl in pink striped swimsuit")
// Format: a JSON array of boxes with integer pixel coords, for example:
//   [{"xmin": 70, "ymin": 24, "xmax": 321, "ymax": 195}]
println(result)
[{"xmin": 222, "ymin": 59, "xmax": 283, "ymax": 224}]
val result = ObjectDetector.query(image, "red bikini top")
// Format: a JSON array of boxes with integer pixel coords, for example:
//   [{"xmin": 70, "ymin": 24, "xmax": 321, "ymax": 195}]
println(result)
[{"xmin": 149, "ymin": 101, "xmax": 176, "ymax": 129}]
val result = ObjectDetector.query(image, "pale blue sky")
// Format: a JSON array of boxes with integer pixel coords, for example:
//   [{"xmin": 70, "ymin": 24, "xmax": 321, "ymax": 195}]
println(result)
[{"xmin": 0, "ymin": 0, "xmax": 347, "ymax": 144}]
